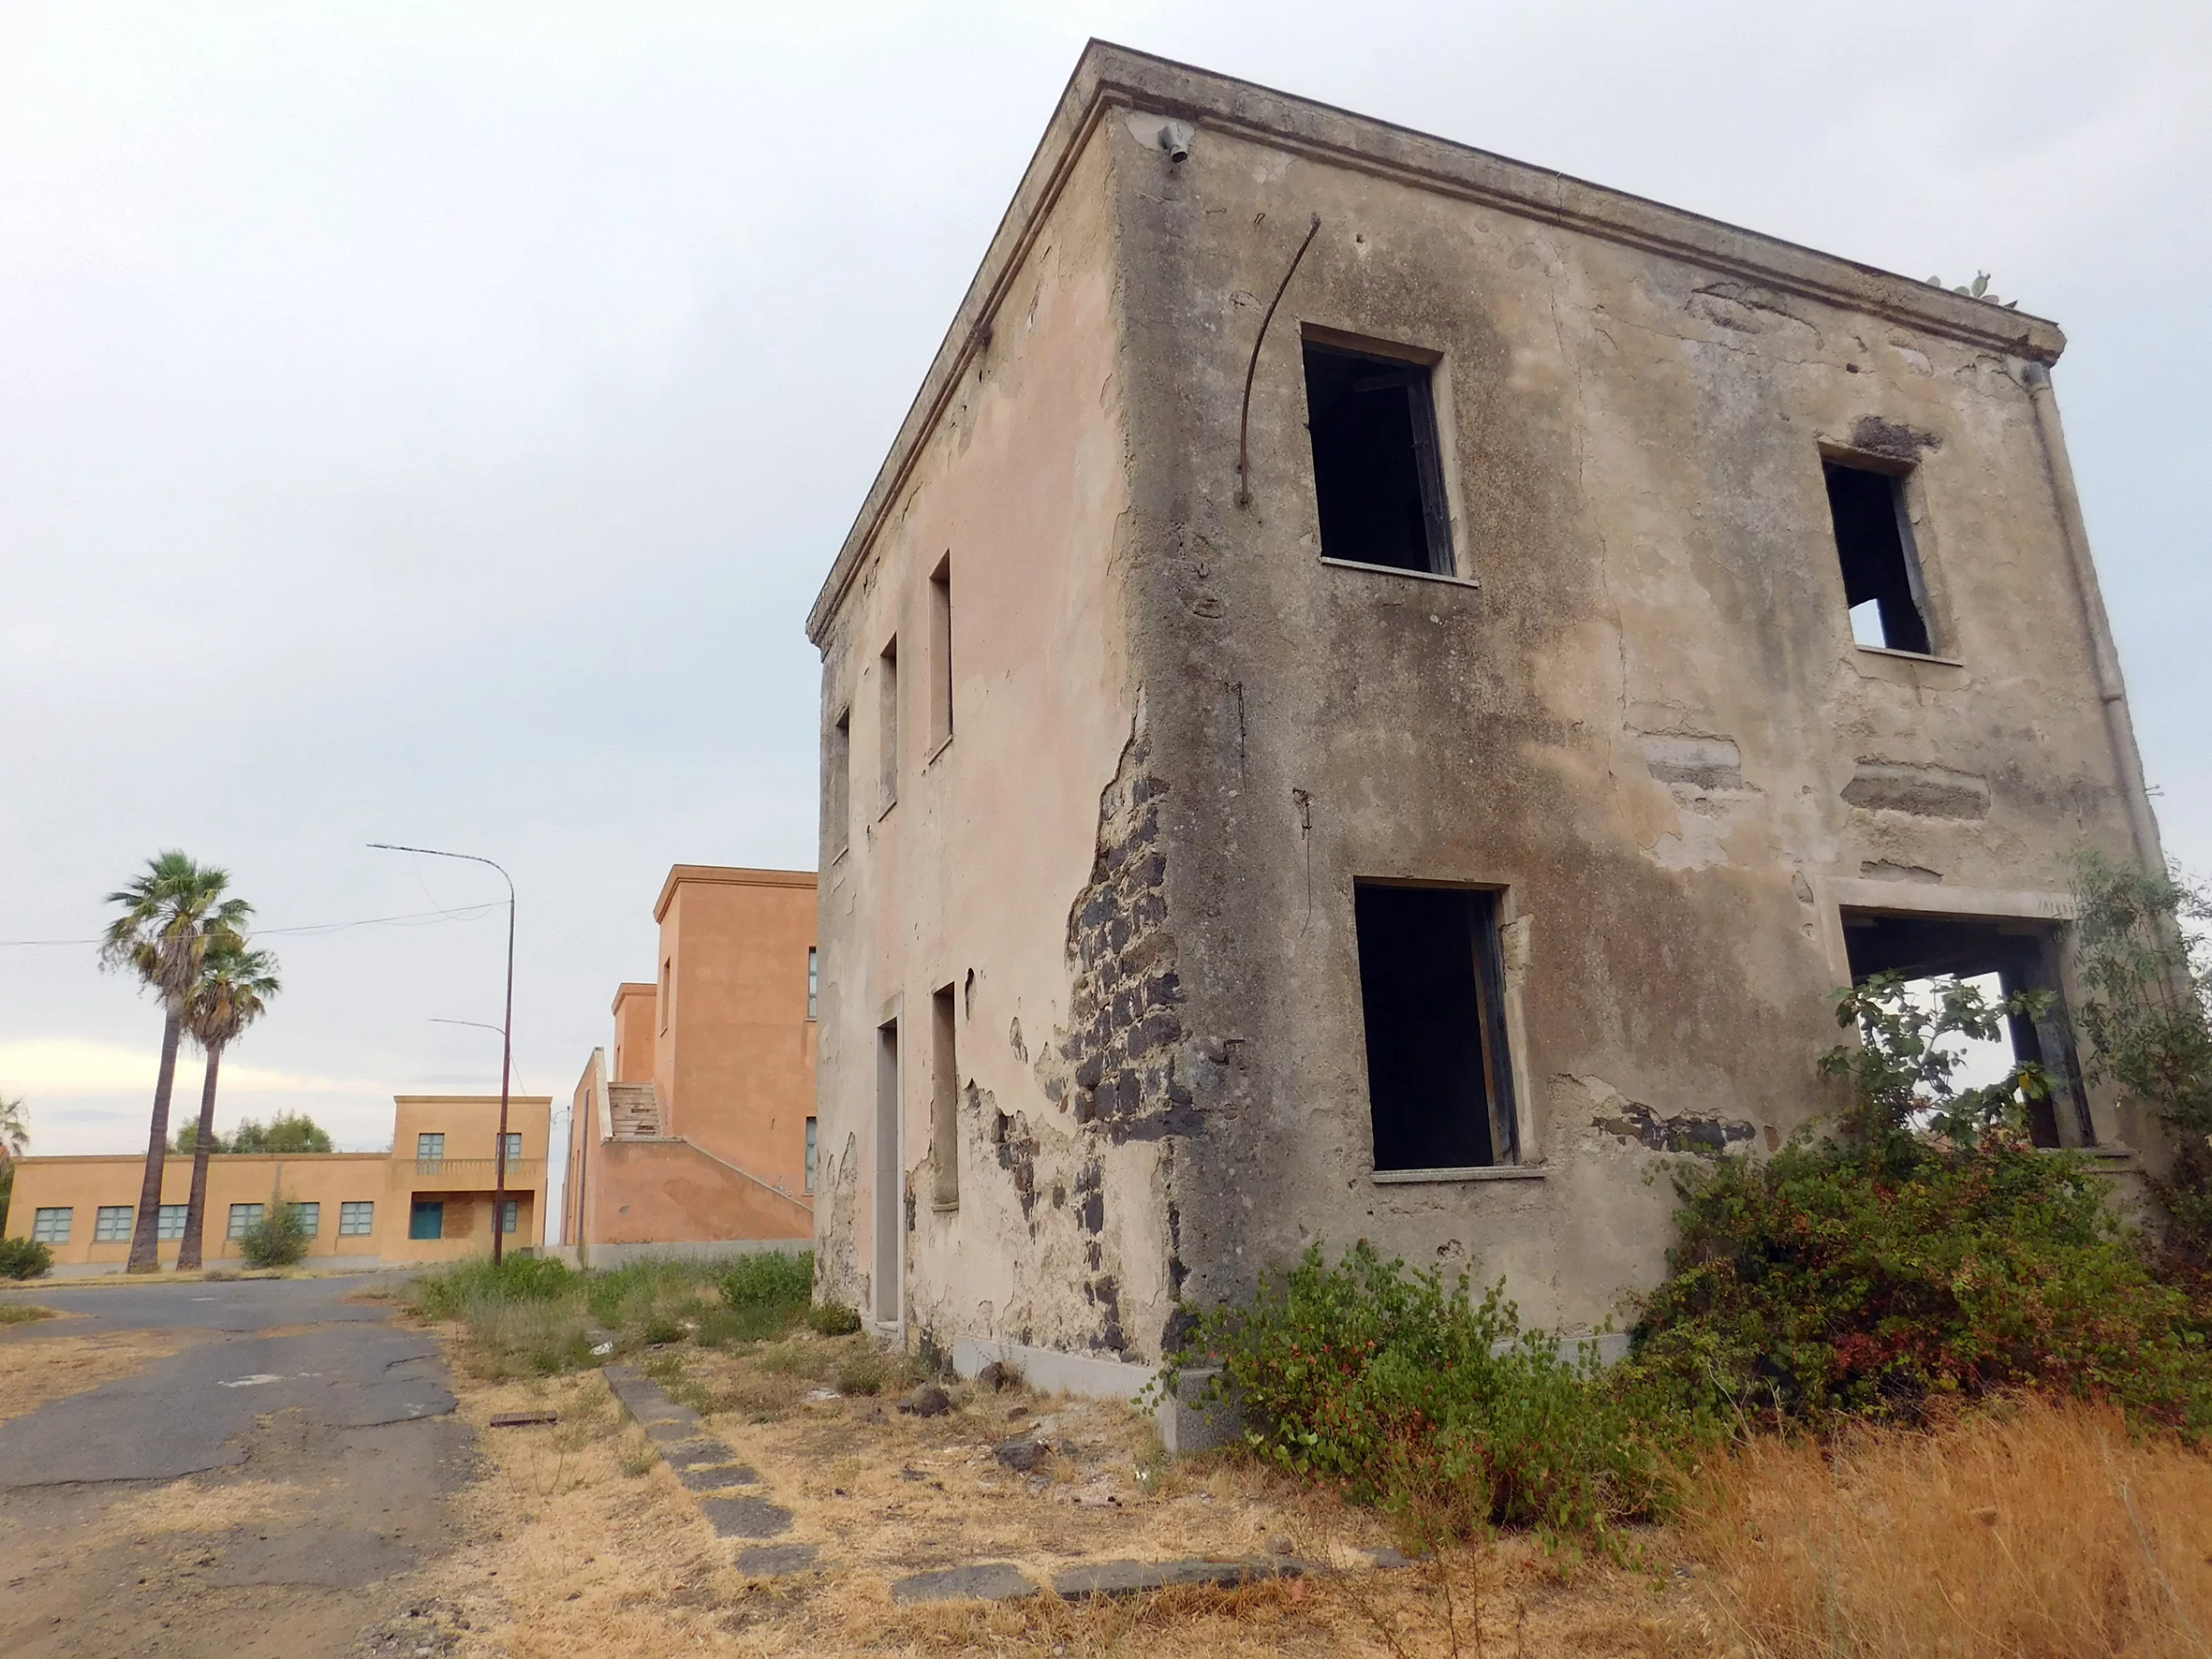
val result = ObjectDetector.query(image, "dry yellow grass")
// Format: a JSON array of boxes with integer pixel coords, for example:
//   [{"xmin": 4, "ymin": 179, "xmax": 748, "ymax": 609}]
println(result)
[
  {"xmin": 430, "ymin": 1353, "xmax": 1707, "ymax": 1658},
  {"xmin": 1689, "ymin": 1397, "xmax": 2212, "ymax": 1658},
  {"xmin": 0, "ymin": 1324, "xmax": 198, "ymax": 1424}
]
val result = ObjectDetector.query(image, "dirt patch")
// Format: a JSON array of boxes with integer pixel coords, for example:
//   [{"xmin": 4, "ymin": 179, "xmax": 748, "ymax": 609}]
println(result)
[
  {"xmin": 422, "ymin": 1344, "xmax": 1711, "ymax": 1657},
  {"xmin": 0, "ymin": 1325, "xmax": 199, "ymax": 1425}
]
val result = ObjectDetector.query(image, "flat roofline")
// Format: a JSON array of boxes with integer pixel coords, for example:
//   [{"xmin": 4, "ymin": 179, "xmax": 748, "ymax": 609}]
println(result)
[
  {"xmin": 393, "ymin": 1094, "xmax": 554, "ymax": 1107},
  {"xmin": 611, "ymin": 981, "xmax": 656, "ymax": 1014},
  {"xmin": 9, "ymin": 1152, "xmax": 395, "ymax": 1166},
  {"xmin": 654, "ymin": 863, "xmax": 819, "ymax": 923},
  {"xmin": 806, "ymin": 38, "xmax": 2067, "ymax": 643}
]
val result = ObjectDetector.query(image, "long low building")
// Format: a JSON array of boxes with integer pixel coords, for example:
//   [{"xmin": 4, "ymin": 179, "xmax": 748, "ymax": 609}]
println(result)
[{"xmin": 4, "ymin": 1094, "xmax": 551, "ymax": 1276}]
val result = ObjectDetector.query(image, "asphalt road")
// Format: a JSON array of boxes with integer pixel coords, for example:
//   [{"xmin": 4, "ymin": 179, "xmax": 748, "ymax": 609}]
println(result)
[{"xmin": 0, "ymin": 1274, "xmax": 476, "ymax": 1659}]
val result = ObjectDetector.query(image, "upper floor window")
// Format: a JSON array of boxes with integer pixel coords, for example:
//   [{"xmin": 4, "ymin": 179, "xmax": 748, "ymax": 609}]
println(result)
[
  {"xmin": 1303, "ymin": 339, "xmax": 1453, "ymax": 576},
  {"xmin": 828, "ymin": 709, "xmax": 851, "ymax": 860},
  {"xmin": 417, "ymin": 1132, "xmax": 445, "ymax": 1161},
  {"xmin": 928, "ymin": 555, "xmax": 953, "ymax": 754},
  {"xmin": 1824, "ymin": 458, "xmax": 1933, "ymax": 655},
  {"xmin": 498, "ymin": 1131, "xmax": 523, "ymax": 1164},
  {"xmin": 806, "ymin": 946, "xmax": 819, "ymax": 1021},
  {"xmin": 878, "ymin": 637, "xmax": 900, "ymax": 815}
]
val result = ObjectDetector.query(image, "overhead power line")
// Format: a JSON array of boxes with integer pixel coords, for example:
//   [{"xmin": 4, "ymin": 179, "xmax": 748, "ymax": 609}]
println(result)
[{"xmin": 0, "ymin": 901, "xmax": 506, "ymax": 949}]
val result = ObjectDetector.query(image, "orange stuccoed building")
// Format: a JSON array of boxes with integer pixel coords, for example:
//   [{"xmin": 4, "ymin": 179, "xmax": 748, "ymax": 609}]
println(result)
[{"xmin": 561, "ymin": 865, "xmax": 818, "ymax": 1259}]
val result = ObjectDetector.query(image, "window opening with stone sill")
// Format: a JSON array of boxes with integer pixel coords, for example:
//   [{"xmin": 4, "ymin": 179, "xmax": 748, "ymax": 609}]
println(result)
[
  {"xmin": 31, "ymin": 1207, "xmax": 70, "ymax": 1243},
  {"xmin": 877, "ymin": 637, "xmax": 900, "ymax": 815},
  {"xmin": 1824, "ymin": 458, "xmax": 1934, "ymax": 656},
  {"xmin": 1354, "ymin": 882, "xmax": 1520, "ymax": 1170},
  {"xmin": 807, "ymin": 946, "xmax": 819, "ymax": 1021},
  {"xmin": 828, "ymin": 710, "xmax": 851, "ymax": 860},
  {"xmin": 804, "ymin": 1115, "xmax": 818, "ymax": 1193},
  {"xmin": 227, "ymin": 1203, "xmax": 263, "ymax": 1240},
  {"xmin": 931, "ymin": 984, "xmax": 959, "ymax": 1209},
  {"xmin": 928, "ymin": 554, "xmax": 953, "ymax": 753},
  {"xmin": 95, "ymin": 1205, "xmax": 132, "ymax": 1241},
  {"xmin": 339, "ymin": 1200, "xmax": 375, "ymax": 1236},
  {"xmin": 1303, "ymin": 339, "xmax": 1454, "ymax": 576},
  {"xmin": 417, "ymin": 1132, "xmax": 445, "ymax": 1162},
  {"xmin": 497, "ymin": 1132, "xmax": 522, "ymax": 1165},
  {"xmin": 1841, "ymin": 908, "xmax": 2091, "ymax": 1149},
  {"xmin": 157, "ymin": 1204, "xmax": 186, "ymax": 1241}
]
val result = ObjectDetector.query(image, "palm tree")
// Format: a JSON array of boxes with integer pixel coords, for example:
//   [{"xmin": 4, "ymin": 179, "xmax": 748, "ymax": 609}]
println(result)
[
  {"xmin": 175, "ymin": 936, "xmax": 281, "ymax": 1271},
  {"xmin": 100, "ymin": 853, "xmax": 252, "ymax": 1272}
]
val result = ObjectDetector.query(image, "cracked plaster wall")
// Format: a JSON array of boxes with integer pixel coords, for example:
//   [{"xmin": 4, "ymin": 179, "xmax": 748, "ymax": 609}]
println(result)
[
  {"xmin": 1107, "ymin": 114, "xmax": 2160, "ymax": 1338},
  {"xmin": 811, "ymin": 66, "xmax": 2164, "ymax": 1365}
]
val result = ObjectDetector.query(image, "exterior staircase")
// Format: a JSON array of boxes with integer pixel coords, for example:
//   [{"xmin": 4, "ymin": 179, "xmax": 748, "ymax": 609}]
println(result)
[{"xmin": 608, "ymin": 1080, "xmax": 663, "ymax": 1139}]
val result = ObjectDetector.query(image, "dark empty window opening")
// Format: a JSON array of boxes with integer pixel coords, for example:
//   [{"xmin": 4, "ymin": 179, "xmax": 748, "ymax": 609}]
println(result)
[
  {"xmin": 1824, "ymin": 460, "xmax": 1932, "ymax": 655},
  {"xmin": 1304, "ymin": 341, "xmax": 1453, "ymax": 575},
  {"xmin": 1841, "ymin": 909, "xmax": 2090, "ymax": 1149},
  {"xmin": 1354, "ymin": 884, "xmax": 1518, "ymax": 1170}
]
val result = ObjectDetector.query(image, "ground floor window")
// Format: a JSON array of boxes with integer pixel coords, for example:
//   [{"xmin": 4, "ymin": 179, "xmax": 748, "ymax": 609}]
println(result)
[
  {"xmin": 32, "ymin": 1207, "xmax": 72, "ymax": 1243},
  {"xmin": 94, "ymin": 1205, "xmax": 133, "ymax": 1241},
  {"xmin": 500, "ymin": 1199, "xmax": 519, "ymax": 1234},
  {"xmin": 1840, "ymin": 908, "xmax": 2088, "ymax": 1148},
  {"xmin": 1354, "ymin": 882, "xmax": 1520, "ymax": 1171},
  {"xmin": 289, "ymin": 1202, "xmax": 320, "ymax": 1237},
  {"xmin": 409, "ymin": 1199, "xmax": 444, "ymax": 1241},
  {"xmin": 157, "ymin": 1204, "xmax": 186, "ymax": 1241},
  {"xmin": 339, "ymin": 1201, "xmax": 375, "ymax": 1236},
  {"xmin": 227, "ymin": 1203, "xmax": 264, "ymax": 1239}
]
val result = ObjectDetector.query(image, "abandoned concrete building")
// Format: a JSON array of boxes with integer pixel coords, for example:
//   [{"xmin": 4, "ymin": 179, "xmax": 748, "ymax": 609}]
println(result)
[{"xmin": 804, "ymin": 43, "xmax": 2169, "ymax": 1385}]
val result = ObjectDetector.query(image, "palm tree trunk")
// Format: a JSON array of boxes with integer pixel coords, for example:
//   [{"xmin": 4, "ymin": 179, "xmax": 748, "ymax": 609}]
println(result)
[
  {"xmin": 176, "ymin": 1043, "xmax": 223, "ymax": 1272},
  {"xmin": 126, "ymin": 1004, "xmax": 184, "ymax": 1272}
]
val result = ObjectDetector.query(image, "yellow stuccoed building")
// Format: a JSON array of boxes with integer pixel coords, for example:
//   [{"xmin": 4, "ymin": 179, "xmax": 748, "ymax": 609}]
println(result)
[{"xmin": 3, "ymin": 1094, "xmax": 551, "ymax": 1276}]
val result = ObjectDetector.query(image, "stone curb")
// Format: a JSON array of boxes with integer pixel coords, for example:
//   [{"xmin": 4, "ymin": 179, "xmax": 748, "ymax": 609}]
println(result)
[
  {"xmin": 888, "ymin": 1551, "xmax": 1402, "ymax": 1606},
  {"xmin": 601, "ymin": 1364, "xmax": 797, "ymax": 1545}
]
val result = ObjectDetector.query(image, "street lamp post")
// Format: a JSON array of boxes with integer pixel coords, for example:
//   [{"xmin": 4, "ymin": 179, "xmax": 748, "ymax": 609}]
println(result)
[{"xmin": 371, "ymin": 843, "xmax": 516, "ymax": 1266}]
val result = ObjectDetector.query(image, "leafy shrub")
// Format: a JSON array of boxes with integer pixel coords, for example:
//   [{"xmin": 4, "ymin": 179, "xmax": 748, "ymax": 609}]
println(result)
[
  {"xmin": 718, "ymin": 1249, "xmax": 813, "ymax": 1311},
  {"xmin": 0, "ymin": 1235, "xmax": 52, "ymax": 1280},
  {"xmin": 1626, "ymin": 1137, "xmax": 2212, "ymax": 1433},
  {"xmin": 1169, "ymin": 1241, "xmax": 1679, "ymax": 1542},
  {"xmin": 1629, "ymin": 964, "xmax": 2212, "ymax": 1434},
  {"xmin": 238, "ymin": 1201, "xmax": 311, "ymax": 1268},
  {"xmin": 834, "ymin": 1344, "xmax": 916, "ymax": 1397},
  {"xmin": 2071, "ymin": 851, "xmax": 2212, "ymax": 1268},
  {"xmin": 807, "ymin": 1299, "xmax": 862, "ymax": 1335}
]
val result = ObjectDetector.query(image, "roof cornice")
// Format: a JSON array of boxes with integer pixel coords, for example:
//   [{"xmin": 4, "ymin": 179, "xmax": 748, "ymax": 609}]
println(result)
[
  {"xmin": 654, "ymin": 863, "xmax": 819, "ymax": 923},
  {"xmin": 806, "ymin": 40, "xmax": 2066, "ymax": 643}
]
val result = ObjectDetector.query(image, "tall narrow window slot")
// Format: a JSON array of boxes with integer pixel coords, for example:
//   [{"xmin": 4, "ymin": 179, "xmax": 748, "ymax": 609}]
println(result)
[
  {"xmin": 928, "ymin": 555, "xmax": 953, "ymax": 753},
  {"xmin": 828, "ymin": 709, "xmax": 851, "ymax": 859},
  {"xmin": 874, "ymin": 1016, "xmax": 900, "ymax": 1324},
  {"xmin": 1823, "ymin": 459, "xmax": 1932, "ymax": 655},
  {"xmin": 1353, "ymin": 884, "xmax": 1518, "ymax": 1170},
  {"xmin": 806, "ymin": 947, "xmax": 819, "ymax": 1020},
  {"xmin": 877, "ymin": 639, "xmax": 899, "ymax": 815},
  {"xmin": 804, "ymin": 1116, "xmax": 818, "ymax": 1193},
  {"xmin": 930, "ymin": 983, "xmax": 958, "ymax": 1208},
  {"xmin": 1303, "ymin": 340, "xmax": 1453, "ymax": 575}
]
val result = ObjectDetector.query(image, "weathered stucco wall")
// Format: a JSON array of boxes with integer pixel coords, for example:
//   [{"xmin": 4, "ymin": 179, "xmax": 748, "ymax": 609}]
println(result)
[
  {"xmin": 809, "ymin": 44, "xmax": 2165, "ymax": 1367},
  {"xmin": 810, "ymin": 118, "xmax": 1163, "ymax": 1351},
  {"xmin": 1111, "ymin": 102, "xmax": 2159, "ymax": 1341},
  {"xmin": 654, "ymin": 866, "xmax": 818, "ymax": 1199}
]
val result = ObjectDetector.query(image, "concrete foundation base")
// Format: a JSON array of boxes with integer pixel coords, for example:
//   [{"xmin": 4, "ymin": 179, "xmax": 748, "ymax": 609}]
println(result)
[{"xmin": 946, "ymin": 1338, "xmax": 1242, "ymax": 1456}]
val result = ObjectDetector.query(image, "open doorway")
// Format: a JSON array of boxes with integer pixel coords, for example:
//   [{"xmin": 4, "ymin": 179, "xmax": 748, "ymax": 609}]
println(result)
[
  {"xmin": 1840, "ymin": 909, "xmax": 2090, "ymax": 1148},
  {"xmin": 874, "ymin": 1016, "xmax": 901, "ymax": 1325}
]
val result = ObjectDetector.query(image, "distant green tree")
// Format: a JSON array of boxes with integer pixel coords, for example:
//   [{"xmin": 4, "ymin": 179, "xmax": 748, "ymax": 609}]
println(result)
[
  {"xmin": 177, "ymin": 937, "xmax": 282, "ymax": 1271},
  {"xmin": 171, "ymin": 1121, "xmax": 226, "ymax": 1155},
  {"xmin": 229, "ymin": 1112, "xmax": 332, "ymax": 1154},
  {"xmin": 99, "ymin": 853, "xmax": 252, "ymax": 1272},
  {"xmin": 0, "ymin": 1093, "xmax": 24, "ymax": 1235}
]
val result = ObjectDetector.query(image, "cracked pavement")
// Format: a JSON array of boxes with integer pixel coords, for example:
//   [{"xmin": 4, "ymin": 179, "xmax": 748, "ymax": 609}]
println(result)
[{"xmin": 0, "ymin": 1275, "xmax": 476, "ymax": 1659}]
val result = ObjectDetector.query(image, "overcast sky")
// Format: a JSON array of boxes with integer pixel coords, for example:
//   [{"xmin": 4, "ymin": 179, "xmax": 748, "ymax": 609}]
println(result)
[{"xmin": 4, "ymin": 1, "xmax": 2206, "ymax": 1178}]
